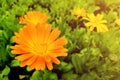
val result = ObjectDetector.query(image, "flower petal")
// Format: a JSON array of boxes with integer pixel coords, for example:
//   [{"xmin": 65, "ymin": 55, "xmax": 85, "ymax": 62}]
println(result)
[
  {"xmin": 15, "ymin": 53, "xmax": 33, "ymax": 61},
  {"xmin": 46, "ymin": 61, "xmax": 53, "ymax": 70},
  {"xmin": 48, "ymin": 36, "xmax": 67, "ymax": 49},
  {"xmin": 35, "ymin": 56, "xmax": 45, "ymax": 70},
  {"xmin": 48, "ymin": 28, "xmax": 61, "ymax": 44},
  {"xmin": 51, "ymin": 57, "xmax": 60, "ymax": 64}
]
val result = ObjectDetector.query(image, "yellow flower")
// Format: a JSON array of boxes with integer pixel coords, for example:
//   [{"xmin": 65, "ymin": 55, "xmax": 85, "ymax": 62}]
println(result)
[
  {"xmin": 72, "ymin": 8, "xmax": 86, "ymax": 18},
  {"xmin": 11, "ymin": 24, "xmax": 68, "ymax": 70},
  {"xmin": 84, "ymin": 13, "xmax": 108, "ymax": 32},
  {"xmin": 19, "ymin": 11, "xmax": 48, "ymax": 26},
  {"xmin": 115, "ymin": 18, "xmax": 120, "ymax": 26}
]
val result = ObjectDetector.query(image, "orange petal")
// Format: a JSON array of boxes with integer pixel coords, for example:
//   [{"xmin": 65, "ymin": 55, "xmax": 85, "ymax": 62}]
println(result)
[
  {"xmin": 49, "ymin": 52, "xmax": 68, "ymax": 57},
  {"xmin": 35, "ymin": 56, "xmax": 45, "ymax": 70},
  {"xmin": 36, "ymin": 24, "xmax": 51, "ymax": 43},
  {"xmin": 43, "ymin": 24, "xmax": 52, "ymax": 43},
  {"xmin": 18, "ymin": 25, "xmax": 37, "ymax": 44},
  {"xmin": 25, "ymin": 25, "xmax": 37, "ymax": 43},
  {"xmin": 48, "ymin": 46, "xmax": 63, "ymax": 51},
  {"xmin": 51, "ymin": 57, "xmax": 60, "ymax": 64},
  {"xmin": 49, "ymin": 36, "xmax": 67, "ymax": 49},
  {"xmin": 14, "ymin": 26, "xmax": 34, "ymax": 46},
  {"xmin": 11, "ymin": 45, "xmax": 30, "ymax": 53},
  {"xmin": 48, "ymin": 48, "xmax": 67, "ymax": 53},
  {"xmin": 11, "ymin": 49, "xmax": 25, "ymax": 54},
  {"xmin": 25, "ymin": 56, "xmax": 38, "ymax": 65},
  {"xmin": 19, "ymin": 11, "xmax": 48, "ymax": 26},
  {"xmin": 48, "ymin": 28, "xmax": 61, "ymax": 44},
  {"xmin": 40, "ymin": 60, "xmax": 45, "ymax": 70},
  {"xmin": 29, "ymin": 57, "xmax": 38, "ymax": 70},
  {"xmin": 11, "ymin": 45, "xmax": 18, "ymax": 49},
  {"xmin": 15, "ymin": 53, "xmax": 33, "ymax": 61},
  {"xmin": 46, "ymin": 61, "xmax": 53, "ymax": 70},
  {"xmin": 20, "ymin": 55, "xmax": 37, "ymax": 67},
  {"xmin": 44, "ymin": 55, "xmax": 51, "ymax": 62},
  {"xmin": 36, "ymin": 23, "xmax": 46, "ymax": 43},
  {"xmin": 20, "ymin": 62, "xmax": 27, "ymax": 67}
]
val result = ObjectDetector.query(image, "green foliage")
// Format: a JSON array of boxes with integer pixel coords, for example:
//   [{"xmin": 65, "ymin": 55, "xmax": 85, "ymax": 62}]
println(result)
[
  {"xmin": 30, "ymin": 70, "xmax": 58, "ymax": 80},
  {"xmin": 78, "ymin": 72, "xmax": 98, "ymax": 80},
  {"xmin": 0, "ymin": 30, "xmax": 9, "ymax": 67},
  {"xmin": 0, "ymin": 66, "xmax": 10, "ymax": 80},
  {"xmin": 62, "ymin": 71, "xmax": 78, "ymax": 80},
  {"xmin": 95, "ymin": 27, "xmax": 120, "ymax": 55},
  {"xmin": 66, "ymin": 28, "xmax": 94, "ymax": 53},
  {"xmin": 55, "ymin": 61, "xmax": 73, "ymax": 72},
  {"xmin": 0, "ymin": 0, "xmax": 120, "ymax": 80},
  {"xmin": 72, "ymin": 47, "xmax": 101, "ymax": 73},
  {"xmin": 10, "ymin": 60, "xmax": 20, "ymax": 67}
]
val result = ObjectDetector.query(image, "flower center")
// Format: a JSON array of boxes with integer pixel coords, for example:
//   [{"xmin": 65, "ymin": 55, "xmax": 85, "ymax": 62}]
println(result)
[
  {"xmin": 93, "ymin": 20, "xmax": 100, "ymax": 26},
  {"xmin": 31, "ymin": 43, "xmax": 48, "ymax": 55}
]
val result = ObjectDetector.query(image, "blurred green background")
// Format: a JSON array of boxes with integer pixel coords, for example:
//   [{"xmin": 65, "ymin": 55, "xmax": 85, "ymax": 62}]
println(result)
[{"xmin": 0, "ymin": 0, "xmax": 120, "ymax": 80}]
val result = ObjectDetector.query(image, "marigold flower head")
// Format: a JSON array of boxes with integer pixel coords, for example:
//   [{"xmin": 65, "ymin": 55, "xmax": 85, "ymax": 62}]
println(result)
[
  {"xmin": 11, "ymin": 24, "xmax": 68, "ymax": 70},
  {"xmin": 115, "ymin": 18, "xmax": 120, "ymax": 26},
  {"xmin": 19, "ymin": 11, "xmax": 48, "ymax": 25},
  {"xmin": 72, "ymin": 7, "xmax": 86, "ymax": 18},
  {"xmin": 84, "ymin": 13, "xmax": 108, "ymax": 32}
]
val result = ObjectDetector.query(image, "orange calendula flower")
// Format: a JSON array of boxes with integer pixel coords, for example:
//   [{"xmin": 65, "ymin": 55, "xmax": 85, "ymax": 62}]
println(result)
[
  {"xmin": 11, "ymin": 24, "xmax": 68, "ymax": 70},
  {"xmin": 84, "ymin": 13, "xmax": 108, "ymax": 32},
  {"xmin": 19, "ymin": 11, "xmax": 48, "ymax": 25},
  {"xmin": 72, "ymin": 7, "xmax": 86, "ymax": 18}
]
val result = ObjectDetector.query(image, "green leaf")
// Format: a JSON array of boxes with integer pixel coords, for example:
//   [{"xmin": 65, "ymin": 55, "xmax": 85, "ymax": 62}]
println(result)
[
  {"xmin": 72, "ymin": 47, "xmax": 101, "ymax": 73},
  {"xmin": 44, "ymin": 72, "xmax": 58, "ymax": 80},
  {"xmin": 71, "ymin": 53, "xmax": 83, "ymax": 73},
  {"xmin": 1, "ymin": 66, "xmax": 10, "ymax": 77},
  {"xmin": 57, "ymin": 62, "xmax": 73, "ymax": 72},
  {"xmin": 79, "ymin": 72, "xmax": 98, "ymax": 80},
  {"xmin": 11, "ymin": 60, "xmax": 20, "ymax": 67},
  {"xmin": 30, "ymin": 70, "xmax": 58, "ymax": 80},
  {"xmin": 0, "ymin": 46, "xmax": 8, "ymax": 67},
  {"xmin": 30, "ymin": 71, "xmax": 43, "ymax": 80},
  {"xmin": 62, "ymin": 71, "xmax": 78, "ymax": 80},
  {"xmin": 43, "ymin": 70, "xmax": 58, "ymax": 80}
]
